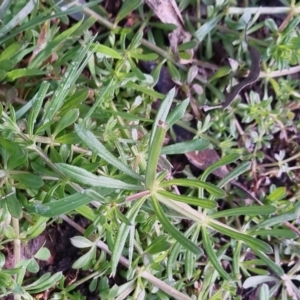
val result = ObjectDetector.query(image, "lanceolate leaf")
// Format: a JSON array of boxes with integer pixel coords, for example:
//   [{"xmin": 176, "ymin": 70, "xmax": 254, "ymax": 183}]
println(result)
[
  {"xmin": 217, "ymin": 162, "xmax": 251, "ymax": 188},
  {"xmin": 201, "ymin": 226, "xmax": 231, "ymax": 280},
  {"xmin": 210, "ymin": 205, "xmax": 276, "ymax": 218},
  {"xmin": 151, "ymin": 194, "xmax": 201, "ymax": 256},
  {"xmin": 75, "ymin": 124, "xmax": 143, "ymax": 181},
  {"xmin": 27, "ymin": 192, "xmax": 100, "ymax": 217},
  {"xmin": 200, "ymin": 153, "xmax": 240, "ymax": 182},
  {"xmin": 145, "ymin": 121, "xmax": 166, "ymax": 189},
  {"xmin": 157, "ymin": 190, "xmax": 216, "ymax": 209},
  {"xmin": 111, "ymin": 198, "xmax": 145, "ymax": 276},
  {"xmin": 161, "ymin": 139, "xmax": 210, "ymax": 155},
  {"xmin": 150, "ymin": 88, "xmax": 176, "ymax": 144},
  {"xmin": 208, "ymin": 220, "xmax": 273, "ymax": 254},
  {"xmin": 166, "ymin": 98, "xmax": 190, "ymax": 128},
  {"xmin": 56, "ymin": 163, "xmax": 143, "ymax": 191},
  {"xmin": 160, "ymin": 179, "xmax": 225, "ymax": 198}
]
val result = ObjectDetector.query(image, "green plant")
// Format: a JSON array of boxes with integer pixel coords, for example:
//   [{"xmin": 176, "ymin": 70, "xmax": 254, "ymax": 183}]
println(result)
[{"xmin": 1, "ymin": 0, "xmax": 300, "ymax": 299}]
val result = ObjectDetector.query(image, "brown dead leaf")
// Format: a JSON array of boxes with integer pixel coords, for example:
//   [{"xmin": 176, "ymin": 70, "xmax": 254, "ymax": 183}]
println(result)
[
  {"xmin": 145, "ymin": 0, "xmax": 192, "ymax": 61},
  {"xmin": 184, "ymin": 148, "xmax": 229, "ymax": 178},
  {"xmin": 28, "ymin": 22, "xmax": 49, "ymax": 64}
]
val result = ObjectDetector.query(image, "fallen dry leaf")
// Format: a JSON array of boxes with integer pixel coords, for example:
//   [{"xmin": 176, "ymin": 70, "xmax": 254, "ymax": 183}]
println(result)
[{"xmin": 145, "ymin": 0, "xmax": 192, "ymax": 61}]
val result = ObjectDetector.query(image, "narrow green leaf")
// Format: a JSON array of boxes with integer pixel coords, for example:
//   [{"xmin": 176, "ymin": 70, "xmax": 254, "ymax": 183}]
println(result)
[
  {"xmin": 111, "ymin": 198, "xmax": 145, "ymax": 276},
  {"xmin": 201, "ymin": 226, "xmax": 231, "ymax": 280},
  {"xmin": 152, "ymin": 194, "xmax": 201, "ymax": 256},
  {"xmin": 0, "ymin": 137, "xmax": 27, "ymax": 169},
  {"xmin": 161, "ymin": 139, "xmax": 210, "ymax": 155},
  {"xmin": 114, "ymin": 207, "xmax": 133, "ymax": 226},
  {"xmin": 208, "ymin": 220, "xmax": 273, "ymax": 254},
  {"xmin": 208, "ymin": 66, "xmax": 231, "ymax": 82},
  {"xmin": 250, "ymin": 229, "xmax": 297, "ymax": 239},
  {"xmin": 93, "ymin": 43, "xmax": 122, "ymax": 59},
  {"xmin": 84, "ymin": 78, "xmax": 114, "ymax": 121},
  {"xmin": 0, "ymin": 0, "xmax": 13, "ymax": 19},
  {"xmin": 126, "ymin": 81, "xmax": 164, "ymax": 99},
  {"xmin": 6, "ymin": 192, "xmax": 22, "ymax": 218},
  {"xmin": 217, "ymin": 162, "xmax": 251, "ymax": 188},
  {"xmin": 24, "ymin": 272, "xmax": 63, "ymax": 293},
  {"xmin": 75, "ymin": 124, "xmax": 143, "ymax": 181},
  {"xmin": 115, "ymin": 0, "xmax": 142, "ymax": 24},
  {"xmin": 194, "ymin": 14, "xmax": 223, "ymax": 42},
  {"xmin": 30, "ymin": 192, "xmax": 95, "ymax": 217},
  {"xmin": 11, "ymin": 173, "xmax": 43, "ymax": 189},
  {"xmin": 0, "ymin": 0, "xmax": 36, "ymax": 38},
  {"xmin": 210, "ymin": 205, "xmax": 276, "ymax": 218},
  {"xmin": 128, "ymin": 31, "xmax": 143, "ymax": 50},
  {"xmin": 42, "ymin": 38, "xmax": 96, "ymax": 123},
  {"xmin": 251, "ymin": 250, "xmax": 284, "ymax": 277},
  {"xmin": 266, "ymin": 187, "xmax": 286, "ymax": 202},
  {"xmin": 145, "ymin": 121, "xmax": 166, "ymax": 189},
  {"xmin": 52, "ymin": 109, "xmax": 79, "ymax": 137},
  {"xmin": 150, "ymin": 88, "xmax": 176, "ymax": 144},
  {"xmin": 29, "ymin": 20, "xmax": 84, "ymax": 69},
  {"xmin": 250, "ymin": 204, "xmax": 300, "ymax": 230},
  {"xmin": 0, "ymin": 42, "xmax": 21, "ymax": 61},
  {"xmin": 72, "ymin": 247, "xmax": 96, "ymax": 269},
  {"xmin": 129, "ymin": 52, "xmax": 158, "ymax": 60},
  {"xmin": 200, "ymin": 153, "xmax": 240, "ymax": 182},
  {"xmin": 27, "ymin": 81, "xmax": 50, "ymax": 136},
  {"xmin": 0, "ymin": 1, "xmax": 101, "ymax": 44},
  {"xmin": 166, "ymin": 98, "xmax": 190, "ymax": 128},
  {"xmin": 160, "ymin": 179, "xmax": 225, "ymax": 198},
  {"xmin": 5, "ymin": 68, "xmax": 46, "ymax": 81},
  {"xmin": 145, "ymin": 235, "xmax": 170, "ymax": 254},
  {"xmin": 157, "ymin": 190, "xmax": 216, "ymax": 209},
  {"xmin": 54, "ymin": 132, "xmax": 81, "ymax": 144}
]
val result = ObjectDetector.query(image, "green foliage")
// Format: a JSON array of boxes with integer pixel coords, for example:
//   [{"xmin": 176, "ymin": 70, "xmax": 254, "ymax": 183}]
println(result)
[{"xmin": 0, "ymin": 1, "xmax": 299, "ymax": 299}]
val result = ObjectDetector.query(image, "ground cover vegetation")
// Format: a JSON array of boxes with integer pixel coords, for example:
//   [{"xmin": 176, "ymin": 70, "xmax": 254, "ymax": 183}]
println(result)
[{"xmin": 0, "ymin": 0, "xmax": 300, "ymax": 299}]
